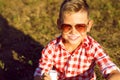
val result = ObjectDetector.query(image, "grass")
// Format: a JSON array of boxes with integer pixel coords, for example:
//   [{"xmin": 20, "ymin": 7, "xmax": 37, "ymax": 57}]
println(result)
[{"xmin": 0, "ymin": 0, "xmax": 120, "ymax": 80}]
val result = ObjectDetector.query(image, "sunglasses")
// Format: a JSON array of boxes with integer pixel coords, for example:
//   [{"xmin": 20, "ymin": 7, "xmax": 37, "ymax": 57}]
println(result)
[{"xmin": 61, "ymin": 24, "xmax": 87, "ymax": 33}]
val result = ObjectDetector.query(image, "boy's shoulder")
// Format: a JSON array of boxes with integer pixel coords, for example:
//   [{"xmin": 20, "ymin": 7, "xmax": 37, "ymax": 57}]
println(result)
[
  {"xmin": 86, "ymin": 35, "xmax": 97, "ymax": 43},
  {"xmin": 84, "ymin": 35, "xmax": 100, "ymax": 47},
  {"xmin": 47, "ymin": 36, "xmax": 62, "ymax": 46}
]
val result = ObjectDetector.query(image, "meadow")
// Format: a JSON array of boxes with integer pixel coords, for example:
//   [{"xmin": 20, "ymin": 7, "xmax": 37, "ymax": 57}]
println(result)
[{"xmin": 0, "ymin": 0, "xmax": 120, "ymax": 80}]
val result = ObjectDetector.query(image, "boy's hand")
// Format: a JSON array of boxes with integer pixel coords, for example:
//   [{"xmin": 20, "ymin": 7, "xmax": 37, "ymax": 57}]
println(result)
[
  {"xmin": 107, "ymin": 70, "xmax": 120, "ymax": 80},
  {"xmin": 42, "ymin": 73, "xmax": 51, "ymax": 80},
  {"xmin": 108, "ymin": 74, "xmax": 120, "ymax": 80}
]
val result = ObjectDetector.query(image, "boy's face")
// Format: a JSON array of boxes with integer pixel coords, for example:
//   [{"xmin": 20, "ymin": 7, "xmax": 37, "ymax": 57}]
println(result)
[{"xmin": 58, "ymin": 11, "xmax": 93, "ymax": 45}]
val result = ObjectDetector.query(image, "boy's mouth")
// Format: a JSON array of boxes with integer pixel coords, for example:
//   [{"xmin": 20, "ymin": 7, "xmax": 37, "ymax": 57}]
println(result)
[{"xmin": 68, "ymin": 35, "xmax": 80, "ymax": 40}]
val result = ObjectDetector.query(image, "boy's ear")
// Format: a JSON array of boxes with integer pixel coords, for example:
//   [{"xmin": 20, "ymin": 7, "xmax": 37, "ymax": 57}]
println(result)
[{"xmin": 87, "ymin": 20, "xmax": 94, "ymax": 32}]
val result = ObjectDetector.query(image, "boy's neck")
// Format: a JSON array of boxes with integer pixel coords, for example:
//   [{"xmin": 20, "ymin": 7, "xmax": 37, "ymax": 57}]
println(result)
[{"xmin": 63, "ymin": 41, "xmax": 82, "ymax": 52}]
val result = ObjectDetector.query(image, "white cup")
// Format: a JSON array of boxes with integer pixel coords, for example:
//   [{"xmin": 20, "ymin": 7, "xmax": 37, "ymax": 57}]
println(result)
[{"xmin": 49, "ymin": 70, "xmax": 57, "ymax": 80}]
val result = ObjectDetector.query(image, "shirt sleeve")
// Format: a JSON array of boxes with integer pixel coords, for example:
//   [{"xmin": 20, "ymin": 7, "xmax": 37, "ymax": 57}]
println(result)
[
  {"xmin": 34, "ymin": 42, "xmax": 55, "ymax": 77},
  {"xmin": 93, "ymin": 42, "xmax": 120, "ymax": 78}
]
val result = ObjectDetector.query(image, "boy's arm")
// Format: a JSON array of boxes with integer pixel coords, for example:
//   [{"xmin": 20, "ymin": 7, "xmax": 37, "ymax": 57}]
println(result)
[
  {"xmin": 34, "ymin": 41, "xmax": 55, "ymax": 80},
  {"xmin": 107, "ymin": 70, "xmax": 120, "ymax": 80},
  {"xmin": 34, "ymin": 73, "xmax": 51, "ymax": 80},
  {"xmin": 92, "ymin": 41, "xmax": 120, "ymax": 79}
]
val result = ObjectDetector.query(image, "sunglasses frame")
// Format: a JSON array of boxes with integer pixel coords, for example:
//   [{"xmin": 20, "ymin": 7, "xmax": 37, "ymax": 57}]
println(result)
[{"xmin": 61, "ymin": 23, "xmax": 87, "ymax": 33}]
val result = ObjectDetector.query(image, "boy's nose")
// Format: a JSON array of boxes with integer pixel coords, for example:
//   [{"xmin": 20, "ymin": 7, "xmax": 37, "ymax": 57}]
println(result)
[{"xmin": 70, "ymin": 27, "xmax": 77, "ymax": 34}]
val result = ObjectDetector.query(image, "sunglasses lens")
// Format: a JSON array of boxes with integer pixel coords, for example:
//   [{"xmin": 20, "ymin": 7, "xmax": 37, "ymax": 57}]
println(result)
[
  {"xmin": 75, "ymin": 24, "xmax": 86, "ymax": 32},
  {"xmin": 61, "ymin": 24, "xmax": 71, "ymax": 32},
  {"xmin": 61, "ymin": 24, "xmax": 86, "ymax": 32}
]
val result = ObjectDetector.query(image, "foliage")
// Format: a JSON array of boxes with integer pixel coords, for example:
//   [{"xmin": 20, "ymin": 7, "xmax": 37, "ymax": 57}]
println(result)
[{"xmin": 0, "ymin": 0, "xmax": 120, "ymax": 80}]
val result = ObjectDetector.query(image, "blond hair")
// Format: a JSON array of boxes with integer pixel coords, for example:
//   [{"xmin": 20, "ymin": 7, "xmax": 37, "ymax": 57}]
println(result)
[{"xmin": 59, "ymin": 0, "xmax": 89, "ymax": 21}]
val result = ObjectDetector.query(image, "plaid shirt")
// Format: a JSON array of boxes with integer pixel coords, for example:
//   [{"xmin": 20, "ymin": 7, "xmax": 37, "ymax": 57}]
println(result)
[{"xmin": 34, "ymin": 35, "xmax": 119, "ymax": 80}]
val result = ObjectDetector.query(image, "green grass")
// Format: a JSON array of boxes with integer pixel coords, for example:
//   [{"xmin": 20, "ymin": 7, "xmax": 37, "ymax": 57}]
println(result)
[{"xmin": 0, "ymin": 0, "xmax": 120, "ymax": 80}]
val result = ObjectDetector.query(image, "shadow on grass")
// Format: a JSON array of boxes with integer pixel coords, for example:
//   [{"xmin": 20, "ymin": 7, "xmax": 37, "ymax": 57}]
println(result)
[{"xmin": 0, "ymin": 14, "xmax": 44, "ymax": 80}]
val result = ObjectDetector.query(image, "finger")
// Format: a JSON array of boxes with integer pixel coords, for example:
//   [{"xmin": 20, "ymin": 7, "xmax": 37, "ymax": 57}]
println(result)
[
  {"xmin": 43, "ymin": 73, "xmax": 51, "ymax": 80},
  {"xmin": 44, "ymin": 77, "xmax": 50, "ymax": 80}
]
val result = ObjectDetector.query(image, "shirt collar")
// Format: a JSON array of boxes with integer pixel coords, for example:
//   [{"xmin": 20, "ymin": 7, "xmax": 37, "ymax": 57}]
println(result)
[
  {"xmin": 57, "ymin": 36, "xmax": 66, "ymax": 49},
  {"xmin": 56, "ymin": 35, "xmax": 91, "ymax": 50}
]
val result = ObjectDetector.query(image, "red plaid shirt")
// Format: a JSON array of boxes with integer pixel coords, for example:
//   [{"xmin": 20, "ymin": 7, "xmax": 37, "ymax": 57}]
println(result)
[{"xmin": 34, "ymin": 35, "xmax": 119, "ymax": 80}]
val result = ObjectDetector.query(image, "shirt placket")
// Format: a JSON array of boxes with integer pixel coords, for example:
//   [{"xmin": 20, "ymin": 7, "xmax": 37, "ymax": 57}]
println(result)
[
  {"xmin": 64, "ymin": 47, "xmax": 85, "ymax": 78},
  {"xmin": 64, "ymin": 51, "xmax": 78, "ymax": 77}
]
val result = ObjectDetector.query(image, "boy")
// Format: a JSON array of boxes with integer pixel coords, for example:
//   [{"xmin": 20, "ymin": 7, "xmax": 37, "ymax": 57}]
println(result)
[{"xmin": 34, "ymin": 0, "xmax": 120, "ymax": 80}]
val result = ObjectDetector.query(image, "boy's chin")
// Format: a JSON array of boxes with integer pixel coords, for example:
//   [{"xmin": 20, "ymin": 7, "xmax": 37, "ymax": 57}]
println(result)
[{"xmin": 69, "ymin": 40, "xmax": 82, "ymax": 45}]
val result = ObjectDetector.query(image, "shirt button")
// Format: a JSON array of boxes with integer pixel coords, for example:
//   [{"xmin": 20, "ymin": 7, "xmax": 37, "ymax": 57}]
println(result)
[
  {"xmin": 67, "ymin": 71, "xmax": 70, "ymax": 73},
  {"xmin": 72, "ymin": 54, "xmax": 74, "ymax": 56}
]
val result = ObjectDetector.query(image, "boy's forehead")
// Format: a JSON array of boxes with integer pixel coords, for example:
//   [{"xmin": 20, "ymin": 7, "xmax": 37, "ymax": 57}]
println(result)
[
  {"xmin": 63, "ymin": 13, "xmax": 88, "ymax": 24},
  {"xmin": 62, "ymin": 11, "xmax": 88, "ymax": 24},
  {"xmin": 62, "ymin": 11, "xmax": 88, "ymax": 19}
]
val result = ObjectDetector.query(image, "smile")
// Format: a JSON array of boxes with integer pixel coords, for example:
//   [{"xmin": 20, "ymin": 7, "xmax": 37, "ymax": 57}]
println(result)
[{"xmin": 68, "ymin": 35, "xmax": 80, "ymax": 40}]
